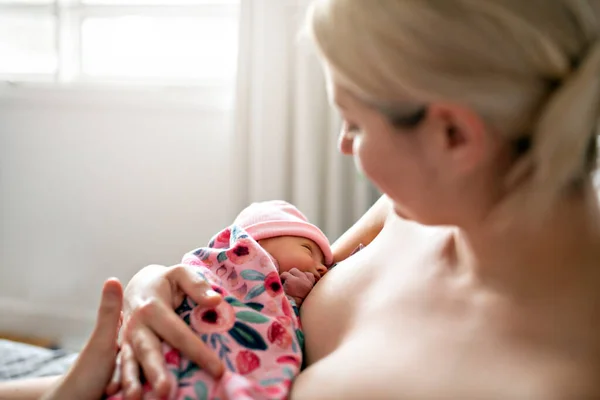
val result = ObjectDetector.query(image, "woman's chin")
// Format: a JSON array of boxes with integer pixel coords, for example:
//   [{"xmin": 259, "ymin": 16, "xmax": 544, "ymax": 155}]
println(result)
[{"xmin": 392, "ymin": 203, "xmax": 410, "ymax": 220}]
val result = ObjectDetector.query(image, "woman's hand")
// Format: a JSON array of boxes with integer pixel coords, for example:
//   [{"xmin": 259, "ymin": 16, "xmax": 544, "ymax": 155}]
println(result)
[
  {"xmin": 42, "ymin": 278, "xmax": 123, "ymax": 400},
  {"xmin": 113, "ymin": 264, "xmax": 224, "ymax": 400}
]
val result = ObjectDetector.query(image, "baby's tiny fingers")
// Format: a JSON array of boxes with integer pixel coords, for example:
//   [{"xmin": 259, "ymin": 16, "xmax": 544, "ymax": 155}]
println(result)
[
  {"xmin": 280, "ymin": 271, "xmax": 292, "ymax": 282},
  {"xmin": 289, "ymin": 268, "xmax": 306, "ymax": 279},
  {"xmin": 304, "ymin": 272, "xmax": 316, "ymax": 284}
]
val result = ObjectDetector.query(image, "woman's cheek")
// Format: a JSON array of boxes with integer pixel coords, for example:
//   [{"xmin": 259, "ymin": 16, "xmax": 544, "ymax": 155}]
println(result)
[
  {"xmin": 354, "ymin": 135, "xmax": 382, "ymax": 181},
  {"xmin": 354, "ymin": 136, "xmax": 391, "ymax": 193},
  {"xmin": 352, "ymin": 135, "xmax": 367, "ymax": 175}
]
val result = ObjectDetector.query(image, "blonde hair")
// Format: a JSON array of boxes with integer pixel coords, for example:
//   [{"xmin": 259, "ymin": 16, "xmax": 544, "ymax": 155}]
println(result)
[{"xmin": 308, "ymin": 0, "xmax": 600, "ymax": 212}]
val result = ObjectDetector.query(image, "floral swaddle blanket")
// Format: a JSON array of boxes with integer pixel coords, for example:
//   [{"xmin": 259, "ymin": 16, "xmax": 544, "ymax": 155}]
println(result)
[{"xmin": 108, "ymin": 225, "xmax": 304, "ymax": 400}]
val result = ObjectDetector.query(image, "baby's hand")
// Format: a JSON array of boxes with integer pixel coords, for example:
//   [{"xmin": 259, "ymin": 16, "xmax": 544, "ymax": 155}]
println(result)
[{"xmin": 280, "ymin": 268, "xmax": 316, "ymax": 306}]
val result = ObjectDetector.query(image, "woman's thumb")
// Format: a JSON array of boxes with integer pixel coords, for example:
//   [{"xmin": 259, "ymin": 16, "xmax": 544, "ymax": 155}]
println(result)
[
  {"xmin": 41, "ymin": 279, "xmax": 124, "ymax": 400},
  {"xmin": 88, "ymin": 278, "xmax": 123, "ymax": 351}
]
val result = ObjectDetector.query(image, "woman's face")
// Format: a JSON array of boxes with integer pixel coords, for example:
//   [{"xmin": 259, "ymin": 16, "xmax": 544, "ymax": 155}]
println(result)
[{"xmin": 332, "ymin": 82, "xmax": 464, "ymax": 223}]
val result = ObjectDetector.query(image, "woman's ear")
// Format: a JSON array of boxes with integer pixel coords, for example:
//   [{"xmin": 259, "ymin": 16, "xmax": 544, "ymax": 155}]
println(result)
[{"xmin": 428, "ymin": 103, "xmax": 489, "ymax": 174}]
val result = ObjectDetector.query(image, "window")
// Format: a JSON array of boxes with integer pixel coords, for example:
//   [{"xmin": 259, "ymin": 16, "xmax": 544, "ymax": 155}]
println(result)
[{"xmin": 0, "ymin": 0, "xmax": 240, "ymax": 85}]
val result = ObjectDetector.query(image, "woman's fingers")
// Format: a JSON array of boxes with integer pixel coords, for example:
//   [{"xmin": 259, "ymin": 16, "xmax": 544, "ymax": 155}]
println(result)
[
  {"xmin": 124, "ymin": 301, "xmax": 224, "ymax": 397},
  {"xmin": 120, "ymin": 343, "xmax": 142, "ymax": 400},
  {"xmin": 129, "ymin": 324, "xmax": 170, "ymax": 398},
  {"xmin": 130, "ymin": 295, "xmax": 224, "ymax": 380},
  {"xmin": 105, "ymin": 351, "xmax": 122, "ymax": 396},
  {"xmin": 169, "ymin": 264, "xmax": 222, "ymax": 308},
  {"xmin": 148, "ymin": 302, "xmax": 224, "ymax": 378}
]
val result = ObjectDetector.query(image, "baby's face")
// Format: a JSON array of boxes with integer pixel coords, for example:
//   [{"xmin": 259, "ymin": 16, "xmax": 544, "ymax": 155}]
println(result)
[{"xmin": 258, "ymin": 236, "xmax": 328, "ymax": 280}]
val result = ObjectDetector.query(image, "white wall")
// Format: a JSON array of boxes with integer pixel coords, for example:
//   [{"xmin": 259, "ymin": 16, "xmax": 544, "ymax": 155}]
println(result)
[{"xmin": 0, "ymin": 85, "xmax": 237, "ymax": 348}]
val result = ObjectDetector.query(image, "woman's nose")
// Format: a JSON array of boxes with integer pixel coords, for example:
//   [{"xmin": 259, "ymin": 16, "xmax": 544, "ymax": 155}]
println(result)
[{"xmin": 338, "ymin": 127, "xmax": 354, "ymax": 155}]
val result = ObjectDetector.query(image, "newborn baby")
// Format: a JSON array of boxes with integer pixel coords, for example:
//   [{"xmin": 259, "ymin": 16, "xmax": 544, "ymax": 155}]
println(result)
[{"xmin": 108, "ymin": 200, "xmax": 332, "ymax": 400}]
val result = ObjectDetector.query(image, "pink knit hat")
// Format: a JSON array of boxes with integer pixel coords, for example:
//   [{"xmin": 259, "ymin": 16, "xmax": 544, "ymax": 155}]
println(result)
[{"xmin": 233, "ymin": 200, "xmax": 333, "ymax": 266}]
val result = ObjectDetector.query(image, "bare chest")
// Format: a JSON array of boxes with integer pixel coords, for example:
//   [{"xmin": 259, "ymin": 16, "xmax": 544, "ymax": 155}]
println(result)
[{"xmin": 297, "ymin": 224, "xmax": 600, "ymax": 400}]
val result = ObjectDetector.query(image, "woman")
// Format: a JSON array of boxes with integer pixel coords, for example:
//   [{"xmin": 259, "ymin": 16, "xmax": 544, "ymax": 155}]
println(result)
[{"xmin": 4, "ymin": 0, "xmax": 600, "ymax": 398}]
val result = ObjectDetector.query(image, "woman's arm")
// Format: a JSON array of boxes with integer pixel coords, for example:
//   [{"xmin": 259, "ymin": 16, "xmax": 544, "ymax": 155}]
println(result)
[
  {"xmin": 331, "ymin": 195, "xmax": 391, "ymax": 263},
  {"xmin": 0, "ymin": 376, "xmax": 61, "ymax": 400}
]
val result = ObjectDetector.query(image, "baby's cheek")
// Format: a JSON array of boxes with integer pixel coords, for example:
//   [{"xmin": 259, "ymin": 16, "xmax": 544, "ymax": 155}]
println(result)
[
  {"xmin": 277, "ymin": 262, "xmax": 294, "ymax": 274},
  {"xmin": 279, "ymin": 258, "xmax": 303, "ymax": 273}
]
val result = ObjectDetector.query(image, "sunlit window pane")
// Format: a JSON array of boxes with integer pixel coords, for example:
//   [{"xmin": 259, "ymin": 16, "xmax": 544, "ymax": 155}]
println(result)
[
  {"xmin": 82, "ymin": 0, "xmax": 236, "ymax": 4},
  {"xmin": 0, "ymin": 13, "xmax": 57, "ymax": 75},
  {"xmin": 0, "ymin": 1, "xmax": 54, "ymax": 4},
  {"xmin": 81, "ymin": 15, "xmax": 238, "ymax": 81}
]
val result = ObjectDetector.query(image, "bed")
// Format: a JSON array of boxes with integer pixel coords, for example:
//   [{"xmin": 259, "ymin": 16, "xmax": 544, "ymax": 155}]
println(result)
[{"xmin": 0, "ymin": 339, "xmax": 77, "ymax": 381}]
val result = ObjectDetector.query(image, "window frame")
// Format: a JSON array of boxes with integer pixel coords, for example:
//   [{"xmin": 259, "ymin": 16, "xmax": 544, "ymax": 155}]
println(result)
[{"xmin": 0, "ymin": 0, "xmax": 240, "ymax": 87}]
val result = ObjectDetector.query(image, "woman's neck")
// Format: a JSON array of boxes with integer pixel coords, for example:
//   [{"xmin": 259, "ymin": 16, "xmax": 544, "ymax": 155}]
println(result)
[{"xmin": 453, "ymin": 185, "xmax": 600, "ymax": 295}]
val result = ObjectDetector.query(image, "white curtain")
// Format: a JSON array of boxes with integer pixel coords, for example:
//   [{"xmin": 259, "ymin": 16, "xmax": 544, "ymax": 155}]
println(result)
[{"xmin": 231, "ymin": 0, "xmax": 379, "ymax": 240}]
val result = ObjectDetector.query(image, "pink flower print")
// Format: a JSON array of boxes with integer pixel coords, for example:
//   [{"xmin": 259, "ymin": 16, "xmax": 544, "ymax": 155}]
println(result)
[
  {"xmin": 235, "ymin": 350, "xmax": 260, "ymax": 375},
  {"xmin": 282, "ymin": 298, "xmax": 293, "ymax": 318},
  {"xmin": 234, "ymin": 282, "xmax": 248, "ymax": 297},
  {"xmin": 276, "ymin": 355, "xmax": 301, "ymax": 368},
  {"xmin": 183, "ymin": 256, "xmax": 204, "ymax": 266},
  {"xmin": 216, "ymin": 228, "xmax": 231, "ymax": 245},
  {"xmin": 226, "ymin": 239, "xmax": 256, "ymax": 264},
  {"xmin": 142, "ymin": 381, "xmax": 152, "ymax": 393},
  {"xmin": 164, "ymin": 349, "xmax": 180, "ymax": 366},
  {"xmin": 264, "ymin": 272, "xmax": 283, "ymax": 297},
  {"xmin": 216, "ymin": 265, "xmax": 228, "ymax": 277},
  {"xmin": 265, "ymin": 385, "xmax": 285, "ymax": 397},
  {"xmin": 190, "ymin": 300, "xmax": 235, "ymax": 334},
  {"xmin": 267, "ymin": 320, "xmax": 292, "ymax": 349},
  {"xmin": 227, "ymin": 269, "xmax": 240, "ymax": 287},
  {"xmin": 276, "ymin": 315, "xmax": 292, "ymax": 327}
]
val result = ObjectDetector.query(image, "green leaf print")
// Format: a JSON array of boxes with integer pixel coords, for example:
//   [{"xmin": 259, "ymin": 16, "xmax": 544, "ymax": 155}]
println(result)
[
  {"xmin": 235, "ymin": 311, "xmax": 269, "ymax": 324},
  {"xmin": 282, "ymin": 366, "xmax": 294, "ymax": 379},
  {"xmin": 179, "ymin": 360, "xmax": 200, "ymax": 379},
  {"xmin": 240, "ymin": 269, "xmax": 266, "ymax": 281},
  {"xmin": 217, "ymin": 251, "xmax": 228, "ymax": 263},
  {"xmin": 244, "ymin": 284, "xmax": 266, "ymax": 301},
  {"xmin": 194, "ymin": 381, "xmax": 208, "ymax": 400},
  {"xmin": 296, "ymin": 329, "xmax": 305, "ymax": 349},
  {"xmin": 260, "ymin": 378, "xmax": 283, "ymax": 386},
  {"xmin": 225, "ymin": 296, "xmax": 245, "ymax": 307},
  {"xmin": 229, "ymin": 321, "xmax": 267, "ymax": 350},
  {"xmin": 246, "ymin": 302, "xmax": 265, "ymax": 312}
]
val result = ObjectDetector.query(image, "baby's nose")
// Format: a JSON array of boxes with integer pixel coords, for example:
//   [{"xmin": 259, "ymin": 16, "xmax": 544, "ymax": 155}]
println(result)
[{"xmin": 316, "ymin": 264, "xmax": 328, "ymax": 277}]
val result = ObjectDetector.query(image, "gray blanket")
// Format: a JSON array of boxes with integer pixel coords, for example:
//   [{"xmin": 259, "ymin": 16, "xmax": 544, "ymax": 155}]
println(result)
[{"xmin": 0, "ymin": 340, "xmax": 77, "ymax": 381}]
